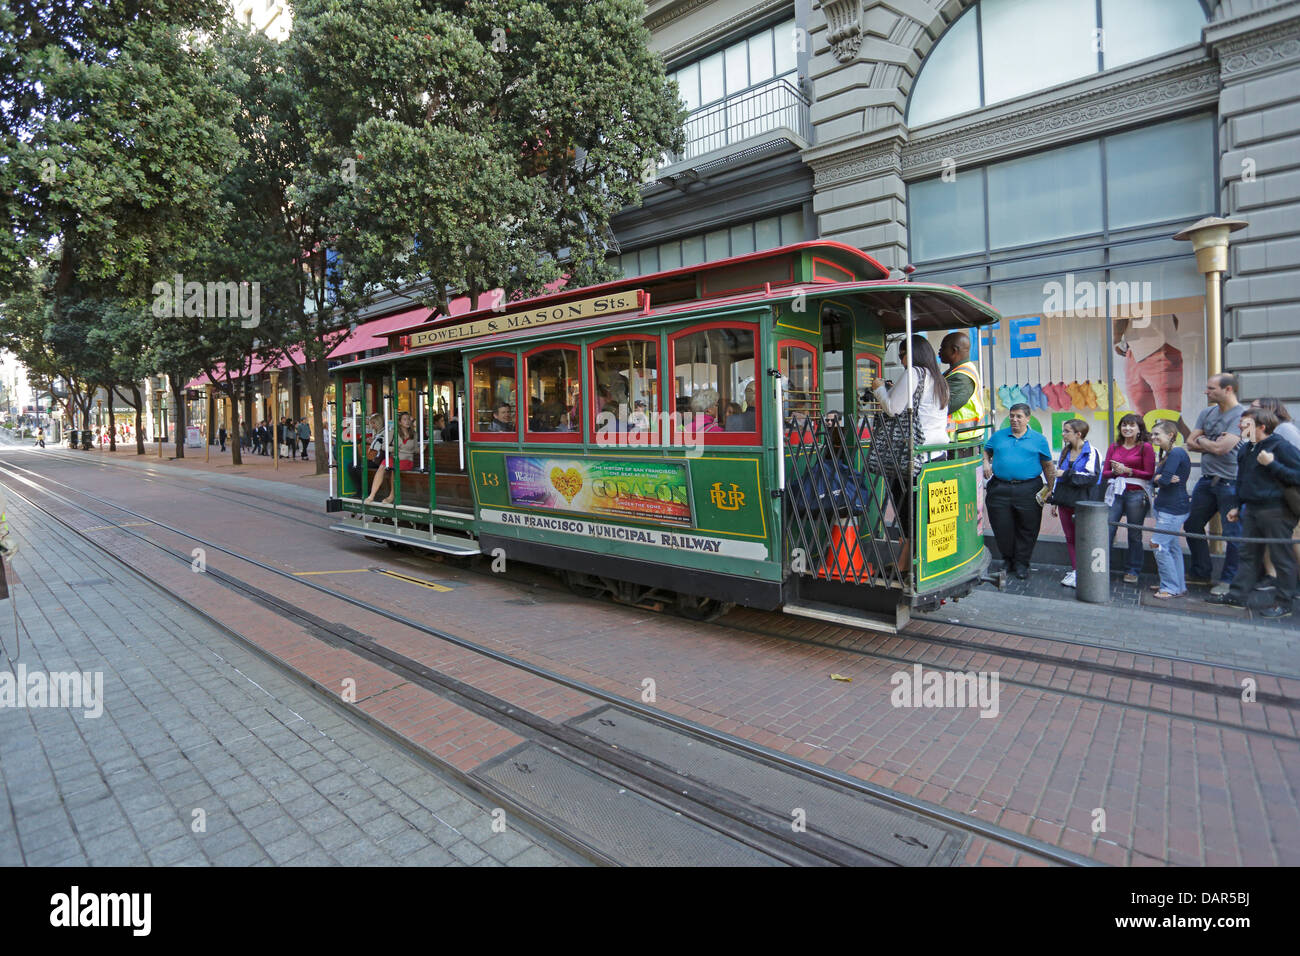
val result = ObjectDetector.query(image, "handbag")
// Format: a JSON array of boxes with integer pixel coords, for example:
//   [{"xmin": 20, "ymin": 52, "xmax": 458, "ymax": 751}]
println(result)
[
  {"xmin": 789, "ymin": 455, "xmax": 873, "ymax": 518},
  {"xmin": 865, "ymin": 374, "xmax": 926, "ymax": 479},
  {"xmin": 1047, "ymin": 471, "xmax": 1103, "ymax": 508},
  {"xmin": 1048, "ymin": 444, "xmax": 1102, "ymax": 508}
]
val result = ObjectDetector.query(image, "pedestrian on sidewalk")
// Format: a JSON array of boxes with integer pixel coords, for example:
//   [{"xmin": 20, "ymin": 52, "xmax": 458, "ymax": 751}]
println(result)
[
  {"xmin": 1207, "ymin": 406, "xmax": 1300, "ymax": 618},
  {"xmin": 1103, "ymin": 413, "xmax": 1155, "ymax": 584},
  {"xmin": 1185, "ymin": 373, "xmax": 1244, "ymax": 591},
  {"xmin": 1149, "ymin": 420, "xmax": 1191, "ymax": 599},
  {"xmin": 0, "ymin": 483, "xmax": 17, "ymax": 602},
  {"xmin": 1250, "ymin": 397, "xmax": 1300, "ymax": 582},
  {"xmin": 35, "ymin": 427, "xmax": 45, "ymax": 449},
  {"xmin": 218, "ymin": 424, "xmax": 227, "ymax": 452},
  {"xmin": 1048, "ymin": 418, "xmax": 1102, "ymax": 588},
  {"xmin": 297, "ymin": 417, "xmax": 310, "ymax": 460},
  {"xmin": 983, "ymin": 403, "xmax": 1056, "ymax": 579}
]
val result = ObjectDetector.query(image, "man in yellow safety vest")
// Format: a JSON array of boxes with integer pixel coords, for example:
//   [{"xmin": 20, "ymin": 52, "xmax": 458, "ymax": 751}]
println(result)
[{"xmin": 939, "ymin": 331, "xmax": 986, "ymax": 451}]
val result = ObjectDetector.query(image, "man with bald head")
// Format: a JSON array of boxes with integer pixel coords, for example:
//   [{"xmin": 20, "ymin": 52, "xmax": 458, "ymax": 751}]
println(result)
[{"xmin": 940, "ymin": 331, "xmax": 985, "ymax": 452}]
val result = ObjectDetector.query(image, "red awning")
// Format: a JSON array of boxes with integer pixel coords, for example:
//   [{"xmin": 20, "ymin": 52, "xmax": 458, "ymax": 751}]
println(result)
[{"xmin": 328, "ymin": 307, "xmax": 433, "ymax": 358}]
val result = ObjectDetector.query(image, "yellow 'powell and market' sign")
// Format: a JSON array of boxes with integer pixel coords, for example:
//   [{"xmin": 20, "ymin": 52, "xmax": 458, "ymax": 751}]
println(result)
[{"xmin": 406, "ymin": 290, "xmax": 644, "ymax": 348}]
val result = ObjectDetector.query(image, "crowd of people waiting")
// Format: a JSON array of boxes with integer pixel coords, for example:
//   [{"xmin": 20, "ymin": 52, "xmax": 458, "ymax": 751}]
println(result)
[
  {"xmin": 866, "ymin": 335, "xmax": 1299, "ymax": 618},
  {"xmin": 978, "ymin": 372, "xmax": 1300, "ymax": 620},
  {"xmin": 228, "ymin": 416, "xmax": 313, "ymax": 459}
]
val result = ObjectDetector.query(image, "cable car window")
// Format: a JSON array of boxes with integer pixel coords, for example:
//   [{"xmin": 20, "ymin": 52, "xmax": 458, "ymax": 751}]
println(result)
[
  {"xmin": 591, "ymin": 336, "xmax": 659, "ymax": 443},
  {"xmin": 779, "ymin": 342, "xmax": 818, "ymax": 421},
  {"xmin": 670, "ymin": 324, "xmax": 757, "ymax": 439},
  {"xmin": 470, "ymin": 353, "xmax": 517, "ymax": 439},
  {"xmin": 524, "ymin": 347, "xmax": 581, "ymax": 439}
]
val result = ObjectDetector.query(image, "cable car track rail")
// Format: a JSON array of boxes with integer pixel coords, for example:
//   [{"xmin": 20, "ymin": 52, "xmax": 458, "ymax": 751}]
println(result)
[
  {"xmin": 0, "ymin": 459, "xmax": 1095, "ymax": 866},
  {"xmin": 6, "ymin": 450, "xmax": 1297, "ymax": 731}
]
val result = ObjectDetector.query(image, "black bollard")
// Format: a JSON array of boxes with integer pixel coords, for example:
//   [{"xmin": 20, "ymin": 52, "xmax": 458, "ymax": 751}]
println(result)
[{"xmin": 1074, "ymin": 500, "xmax": 1109, "ymax": 604}]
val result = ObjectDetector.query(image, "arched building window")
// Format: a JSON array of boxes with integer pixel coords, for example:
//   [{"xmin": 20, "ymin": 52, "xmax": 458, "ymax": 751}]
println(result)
[{"xmin": 907, "ymin": 0, "xmax": 1207, "ymax": 128}]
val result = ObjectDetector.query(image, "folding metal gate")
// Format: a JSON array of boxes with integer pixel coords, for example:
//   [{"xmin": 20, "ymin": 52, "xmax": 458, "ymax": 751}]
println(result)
[{"xmin": 782, "ymin": 407, "xmax": 913, "ymax": 593}]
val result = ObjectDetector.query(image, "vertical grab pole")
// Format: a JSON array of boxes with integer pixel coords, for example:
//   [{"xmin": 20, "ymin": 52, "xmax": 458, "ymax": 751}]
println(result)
[
  {"xmin": 328, "ymin": 397, "xmax": 337, "ymax": 500},
  {"xmin": 383, "ymin": 394, "xmax": 391, "ymax": 470},
  {"xmin": 418, "ymin": 391, "xmax": 425, "ymax": 472},
  {"xmin": 773, "ymin": 372, "xmax": 786, "ymax": 491},
  {"xmin": 456, "ymin": 395, "xmax": 465, "ymax": 471},
  {"xmin": 351, "ymin": 399, "xmax": 359, "ymax": 497},
  {"xmin": 905, "ymin": 293, "xmax": 915, "ymax": 576},
  {"xmin": 978, "ymin": 320, "xmax": 989, "ymax": 438}
]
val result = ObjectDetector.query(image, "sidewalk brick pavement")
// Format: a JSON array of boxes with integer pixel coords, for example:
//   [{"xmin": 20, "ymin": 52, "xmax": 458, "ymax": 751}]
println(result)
[{"xmin": 0, "ymin": 492, "xmax": 568, "ymax": 867}]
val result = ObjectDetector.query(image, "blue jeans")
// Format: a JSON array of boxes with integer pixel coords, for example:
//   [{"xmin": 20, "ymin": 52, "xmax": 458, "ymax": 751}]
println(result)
[
  {"xmin": 1184, "ymin": 476, "xmax": 1241, "ymax": 582},
  {"xmin": 1108, "ymin": 488, "xmax": 1149, "ymax": 576},
  {"xmin": 1151, "ymin": 509, "xmax": 1188, "ymax": 594}
]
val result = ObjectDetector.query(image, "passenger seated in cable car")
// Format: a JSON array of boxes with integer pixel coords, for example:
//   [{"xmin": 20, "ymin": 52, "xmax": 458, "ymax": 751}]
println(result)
[
  {"xmin": 628, "ymin": 399, "xmax": 650, "ymax": 432},
  {"xmin": 365, "ymin": 411, "xmax": 416, "ymax": 504},
  {"xmin": 689, "ymin": 389, "xmax": 723, "ymax": 433},
  {"xmin": 727, "ymin": 381, "xmax": 757, "ymax": 432},
  {"xmin": 488, "ymin": 403, "xmax": 514, "ymax": 432},
  {"xmin": 431, "ymin": 412, "xmax": 446, "ymax": 441}
]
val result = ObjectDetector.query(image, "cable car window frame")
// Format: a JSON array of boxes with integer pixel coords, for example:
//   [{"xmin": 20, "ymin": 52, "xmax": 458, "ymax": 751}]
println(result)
[
  {"xmin": 521, "ymin": 343, "xmax": 582, "ymax": 444},
  {"xmin": 666, "ymin": 320, "xmax": 761, "ymax": 446},
  {"xmin": 468, "ymin": 351, "xmax": 520, "ymax": 442},
  {"xmin": 587, "ymin": 332, "xmax": 663, "ymax": 447}
]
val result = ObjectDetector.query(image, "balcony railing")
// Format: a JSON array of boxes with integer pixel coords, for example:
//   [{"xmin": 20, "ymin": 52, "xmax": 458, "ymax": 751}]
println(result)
[{"xmin": 663, "ymin": 77, "xmax": 810, "ymax": 167}]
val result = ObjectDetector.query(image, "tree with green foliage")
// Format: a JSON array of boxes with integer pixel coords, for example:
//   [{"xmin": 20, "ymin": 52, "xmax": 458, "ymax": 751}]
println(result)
[
  {"xmin": 292, "ymin": 0, "xmax": 684, "ymax": 314},
  {"xmin": 1, "ymin": 0, "xmax": 240, "ymax": 306},
  {"xmin": 192, "ymin": 24, "xmax": 353, "ymax": 474},
  {"xmin": 2, "ymin": 0, "xmax": 243, "ymax": 457}
]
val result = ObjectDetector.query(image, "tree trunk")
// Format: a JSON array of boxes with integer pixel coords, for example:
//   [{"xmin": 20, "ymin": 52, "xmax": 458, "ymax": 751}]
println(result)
[
  {"xmin": 107, "ymin": 395, "xmax": 116, "ymax": 451},
  {"xmin": 131, "ymin": 384, "xmax": 145, "ymax": 454},
  {"xmin": 302, "ymin": 356, "xmax": 330, "ymax": 477},
  {"xmin": 227, "ymin": 389, "xmax": 243, "ymax": 466},
  {"xmin": 170, "ymin": 380, "xmax": 186, "ymax": 458}
]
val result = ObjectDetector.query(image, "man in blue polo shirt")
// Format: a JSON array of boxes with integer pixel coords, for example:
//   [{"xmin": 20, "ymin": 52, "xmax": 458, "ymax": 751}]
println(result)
[{"xmin": 983, "ymin": 403, "xmax": 1056, "ymax": 578}]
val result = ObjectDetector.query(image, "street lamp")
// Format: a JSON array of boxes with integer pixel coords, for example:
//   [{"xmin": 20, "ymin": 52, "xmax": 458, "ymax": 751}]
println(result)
[{"xmin": 1172, "ymin": 216, "xmax": 1248, "ymax": 377}]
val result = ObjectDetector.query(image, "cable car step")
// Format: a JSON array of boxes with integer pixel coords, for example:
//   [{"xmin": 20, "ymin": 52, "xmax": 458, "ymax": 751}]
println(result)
[
  {"xmin": 329, "ymin": 521, "xmax": 481, "ymax": 557},
  {"xmin": 782, "ymin": 599, "xmax": 910, "ymax": 635}
]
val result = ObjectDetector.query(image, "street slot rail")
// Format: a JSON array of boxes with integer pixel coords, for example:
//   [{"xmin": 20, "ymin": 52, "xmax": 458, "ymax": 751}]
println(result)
[
  {"xmin": 17, "ymin": 448, "xmax": 1300, "ymax": 731},
  {"xmin": 0, "ymin": 457, "xmax": 1096, "ymax": 866}
]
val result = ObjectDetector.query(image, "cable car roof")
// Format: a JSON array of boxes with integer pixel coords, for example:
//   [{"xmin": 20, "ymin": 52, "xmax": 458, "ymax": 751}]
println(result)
[
  {"xmin": 330, "ymin": 278, "xmax": 998, "ymax": 373},
  {"xmin": 382, "ymin": 240, "xmax": 890, "ymax": 340}
]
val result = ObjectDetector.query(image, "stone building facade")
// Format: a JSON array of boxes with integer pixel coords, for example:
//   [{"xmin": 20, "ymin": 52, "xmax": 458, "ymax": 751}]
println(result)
[{"xmin": 622, "ymin": 0, "xmax": 1300, "ymax": 421}]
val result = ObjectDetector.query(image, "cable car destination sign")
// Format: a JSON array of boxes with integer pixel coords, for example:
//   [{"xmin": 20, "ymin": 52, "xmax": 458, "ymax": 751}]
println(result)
[{"xmin": 406, "ymin": 290, "xmax": 644, "ymax": 348}]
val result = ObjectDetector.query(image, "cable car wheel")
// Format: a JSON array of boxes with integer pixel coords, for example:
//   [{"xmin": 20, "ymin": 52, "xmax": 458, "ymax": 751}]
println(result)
[
  {"xmin": 673, "ymin": 593, "xmax": 735, "ymax": 623},
  {"xmin": 563, "ymin": 570, "xmax": 609, "ymax": 600}
]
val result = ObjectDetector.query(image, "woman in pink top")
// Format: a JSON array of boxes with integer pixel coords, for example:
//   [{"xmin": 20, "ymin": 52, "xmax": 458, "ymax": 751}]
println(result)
[{"xmin": 1104, "ymin": 413, "xmax": 1156, "ymax": 582}]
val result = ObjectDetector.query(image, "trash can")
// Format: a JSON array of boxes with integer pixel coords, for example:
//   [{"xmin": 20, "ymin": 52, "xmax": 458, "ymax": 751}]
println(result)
[{"xmin": 67, "ymin": 429, "xmax": 79, "ymax": 447}]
